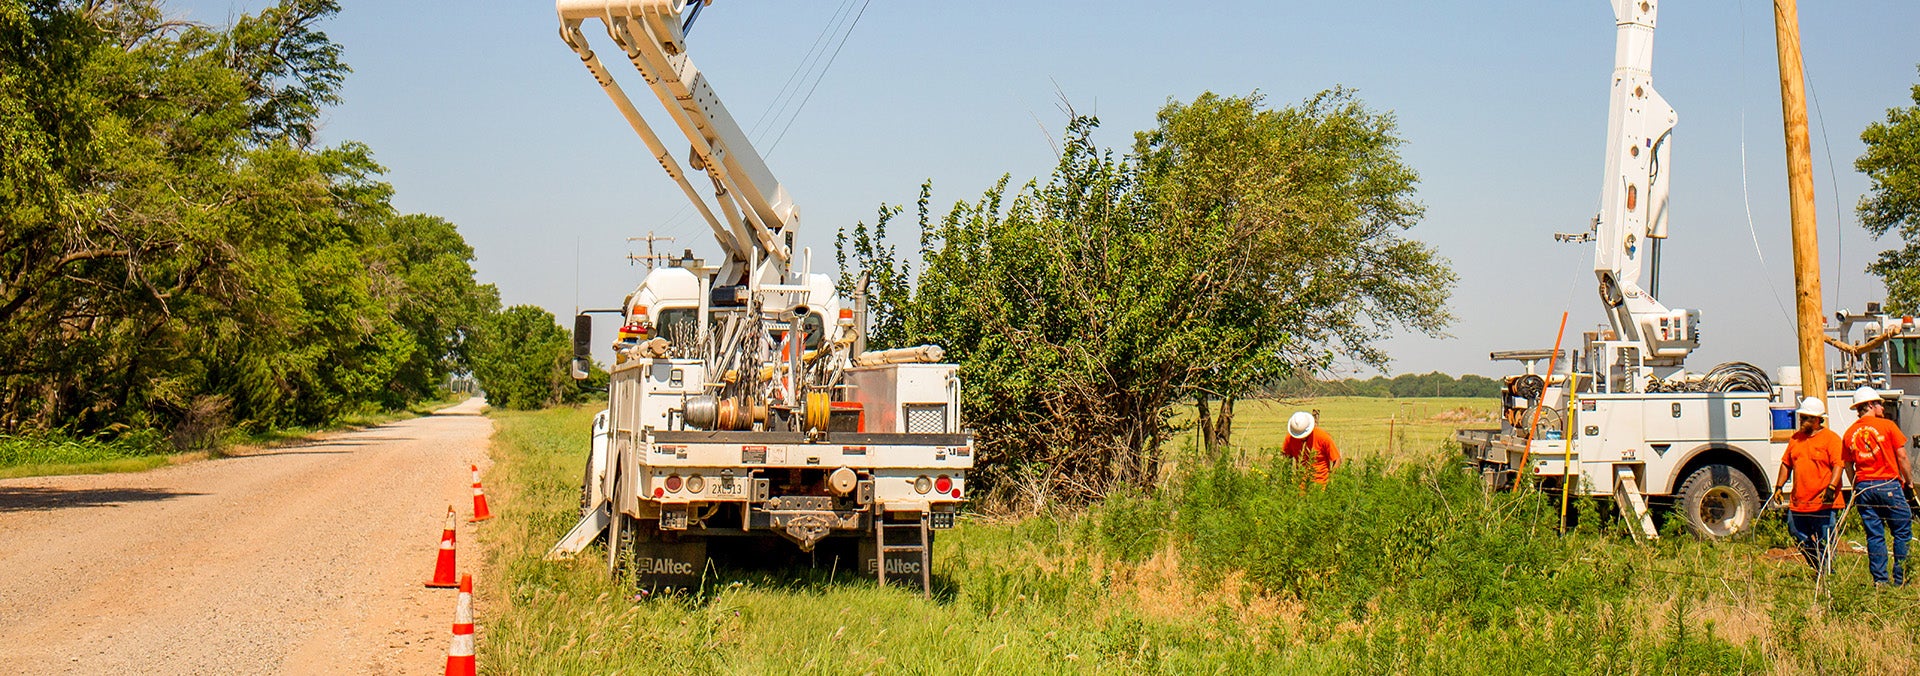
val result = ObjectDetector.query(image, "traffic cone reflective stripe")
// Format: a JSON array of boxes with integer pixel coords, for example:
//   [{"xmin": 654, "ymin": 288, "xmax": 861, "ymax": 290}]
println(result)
[
  {"xmin": 426, "ymin": 506, "xmax": 459, "ymax": 588},
  {"xmin": 469, "ymin": 464, "xmax": 494, "ymax": 523},
  {"xmin": 444, "ymin": 574, "xmax": 476, "ymax": 676}
]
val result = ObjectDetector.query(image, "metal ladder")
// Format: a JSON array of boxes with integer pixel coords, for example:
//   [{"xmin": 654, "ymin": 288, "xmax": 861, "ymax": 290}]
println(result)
[{"xmin": 874, "ymin": 514, "xmax": 932, "ymax": 598}]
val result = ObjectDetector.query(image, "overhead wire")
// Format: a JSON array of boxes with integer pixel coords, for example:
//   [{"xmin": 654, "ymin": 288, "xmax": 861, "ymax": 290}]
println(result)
[
  {"xmin": 748, "ymin": 0, "xmax": 859, "ymax": 141},
  {"xmin": 1731, "ymin": 0, "xmax": 1797, "ymax": 329},
  {"xmin": 1805, "ymin": 74, "xmax": 1849, "ymax": 311},
  {"xmin": 640, "ymin": 2, "xmax": 859, "ymax": 260},
  {"xmin": 657, "ymin": 2, "xmax": 871, "ymax": 250},
  {"xmin": 766, "ymin": 0, "xmax": 875, "ymax": 156}
]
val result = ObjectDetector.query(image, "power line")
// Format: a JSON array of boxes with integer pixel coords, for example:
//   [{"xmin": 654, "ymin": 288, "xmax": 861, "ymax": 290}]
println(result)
[
  {"xmin": 766, "ymin": 0, "xmax": 874, "ymax": 157},
  {"xmin": 748, "ymin": 0, "xmax": 858, "ymax": 140}
]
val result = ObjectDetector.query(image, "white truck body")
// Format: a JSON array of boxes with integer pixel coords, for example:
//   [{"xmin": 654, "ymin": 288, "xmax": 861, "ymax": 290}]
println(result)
[
  {"xmin": 544, "ymin": 0, "xmax": 970, "ymax": 591},
  {"xmin": 1456, "ymin": 2, "xmax": 1920, "ymax": 539}
]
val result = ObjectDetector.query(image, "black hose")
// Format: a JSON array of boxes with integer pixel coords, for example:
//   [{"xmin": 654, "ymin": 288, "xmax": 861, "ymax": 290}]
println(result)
[{"xmin": 1700, "ymin": 361, "xmax": 1771, "ymax": 392}]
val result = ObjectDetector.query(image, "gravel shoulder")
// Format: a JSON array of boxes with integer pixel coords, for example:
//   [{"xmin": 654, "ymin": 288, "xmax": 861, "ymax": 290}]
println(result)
[{"xmin": 0, "ymin": 397, "xmax": 494, "ymax": 675}]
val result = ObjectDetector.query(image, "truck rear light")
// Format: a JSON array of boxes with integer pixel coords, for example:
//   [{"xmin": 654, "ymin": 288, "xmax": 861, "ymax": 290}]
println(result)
[
  {"xmin": 686, "ymin": 474, "xmax": 705, "ymax": 493},
  {"xmin": 665, "ymin": 474, "xmax": 683, "ymax": 492},
  {"xmin": 913, "ymin": 475, "xmax": 931, "ymax": 494},
  {"xmin": 952, "ymin": 488, "xmax": 962, "ymax": 499},
  {"xmin": 934, "ymin": 475, "xmax": 953, "ymax": 494},
  {"xmin": 653, "ymin": 487, "xmax": 665, "ymax": 498}
]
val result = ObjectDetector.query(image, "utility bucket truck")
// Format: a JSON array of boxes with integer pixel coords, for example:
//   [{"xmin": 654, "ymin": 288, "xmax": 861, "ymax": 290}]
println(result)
[
  {"xmin": 1455, "ymin": 1, "xmax": 1920, "ymax": 540},
  {"xmin": 543, "ymin": 0, "xmax": 970, "ymax": 594}
]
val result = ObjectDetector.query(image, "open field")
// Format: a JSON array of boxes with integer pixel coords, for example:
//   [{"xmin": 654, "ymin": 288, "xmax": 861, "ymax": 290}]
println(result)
[
  {"xmin": 483, "ymin": 398, "xmax": 1920, "ymax": 674},
  {"xmin": 1184, "ymin": 396, "xmax": 1497, "ymax": 463}
]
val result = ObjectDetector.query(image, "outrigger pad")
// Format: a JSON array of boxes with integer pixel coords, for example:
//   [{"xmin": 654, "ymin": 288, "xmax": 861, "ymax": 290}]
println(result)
[{"xmin": 543, "ymin": 502, "xmax": 610, "ymax": 561}]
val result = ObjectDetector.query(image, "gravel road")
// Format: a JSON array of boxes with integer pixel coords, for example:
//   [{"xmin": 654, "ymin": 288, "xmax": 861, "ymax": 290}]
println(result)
[{"xmin": 0, "ymin": 397, "xmax": 494, "ymax": 675}]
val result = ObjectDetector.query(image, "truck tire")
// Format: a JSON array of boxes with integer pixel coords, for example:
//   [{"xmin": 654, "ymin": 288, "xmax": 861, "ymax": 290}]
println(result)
[
  {"xmin": 580, "ymin": 462, "xmax": 594, "ymax": 516},
  {"xmin": 1676, "ymin": 463, "xmax": 1761, "ymax": 539},
  {"xmin": 607, "ymin": 468, "xmax": 630, "ymax": 577}
]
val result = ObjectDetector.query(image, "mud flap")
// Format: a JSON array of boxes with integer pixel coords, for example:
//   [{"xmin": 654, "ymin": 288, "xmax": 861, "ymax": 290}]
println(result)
[{"xmin": 629, "ymin": 537, "xmax": 707, "ymax": 590}]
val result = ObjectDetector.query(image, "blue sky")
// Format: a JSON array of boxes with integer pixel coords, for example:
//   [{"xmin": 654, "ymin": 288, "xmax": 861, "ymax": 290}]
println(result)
[{"xmin": 174, "ymin": 1, "xmax": 1920, "ymax": 378}]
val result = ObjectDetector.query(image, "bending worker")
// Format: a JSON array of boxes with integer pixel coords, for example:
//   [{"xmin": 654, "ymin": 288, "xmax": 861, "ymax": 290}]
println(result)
[
  {"xmin": 1838, "ymin": 386, "xmax": 1912, "ymax": 586},
  {"xmin": 1773, "ymin": 398, "xmax": 1844, "ymax": 573},
  {"xmin": 1283, "ymin": 411, "xmax": 1341, "ymax": 485}
]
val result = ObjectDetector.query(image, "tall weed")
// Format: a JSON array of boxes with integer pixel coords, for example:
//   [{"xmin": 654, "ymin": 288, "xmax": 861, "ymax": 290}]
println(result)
[{"xmin": 1159, "ymin": 454, "xmax": 1627, "ymax": 625}]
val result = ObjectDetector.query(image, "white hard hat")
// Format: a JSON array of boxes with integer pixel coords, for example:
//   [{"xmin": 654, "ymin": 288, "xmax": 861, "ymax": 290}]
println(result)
[
  {"xmin": 1795, "ymin": 397, "xmax": 1827, "ymax": 418},
  {"xmin": 1287, "ymin": 411, "xmax": 1316, "ymax": 439},
  {"xmin": 1852, "ymin": 386, "xmax": 1885, "ymax": 411}
]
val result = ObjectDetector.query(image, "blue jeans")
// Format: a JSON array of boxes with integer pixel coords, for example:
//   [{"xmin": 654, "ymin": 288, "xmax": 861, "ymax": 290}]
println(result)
[
  {"xmin": 1855, "ymin": 479, "xmax": 1912, "ymax": 585},
  {"xmin": 1788, "ymin": 509, "xmax": 1837, "ymax": 572}
]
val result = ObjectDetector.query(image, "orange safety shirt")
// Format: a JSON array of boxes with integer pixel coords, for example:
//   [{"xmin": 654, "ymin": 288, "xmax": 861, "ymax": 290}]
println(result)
[
  {"xmin": 1844, "ymin": 415, "xmax": 1910, "ymax": 482},
  {"xmin": 1783, "ymin": 428, "xmax": 1846, "ymax": 512},
  {"xmin": 1281, "ymin": 427, "xmax": 1341, "ymax": 485}
]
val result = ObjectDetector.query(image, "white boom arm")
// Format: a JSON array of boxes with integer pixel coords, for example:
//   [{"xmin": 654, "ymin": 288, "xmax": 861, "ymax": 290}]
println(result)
[
  {"xmin": 557, "ymin": 0, "xmax": 798, "ymax": 290},
  {"xmin": 1592, "ymin": 0, "xmax": 1698, "ymax": 368}
]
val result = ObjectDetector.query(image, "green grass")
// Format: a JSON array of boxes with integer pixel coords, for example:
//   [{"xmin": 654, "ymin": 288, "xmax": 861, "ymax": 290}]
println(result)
[
  {"xmin": 483, "ymin": 398, "xmax": 1920, "ymax": 674},
  {"xmin": 0, "ymin": 393, "xmax": 474, "ymax": 479},
  {"xmin": 0, "ymin": 431, "xmax": 173, "ymax": 479},
  {"xmin": 1198, "ymin": 396, "xmax": 1497, "ymax": 462}
]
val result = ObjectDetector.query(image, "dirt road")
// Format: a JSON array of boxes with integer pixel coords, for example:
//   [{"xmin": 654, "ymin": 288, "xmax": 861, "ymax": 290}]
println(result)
[{"xmin": 0, "ymin": 398, "xmax": 493, "ymax": 675}]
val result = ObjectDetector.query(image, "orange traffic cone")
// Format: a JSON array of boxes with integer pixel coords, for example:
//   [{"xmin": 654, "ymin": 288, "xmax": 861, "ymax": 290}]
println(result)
[
  {"xmin": 469, "ymin": 464, "xmax": 494, "ymax": 523},
  {"xmin": 425, "ymin": 506, "xmax": 459, "ymax": 588},
  {"xmin": 443, "ymin": 573, "xmax": 476, "ymax": 676}
]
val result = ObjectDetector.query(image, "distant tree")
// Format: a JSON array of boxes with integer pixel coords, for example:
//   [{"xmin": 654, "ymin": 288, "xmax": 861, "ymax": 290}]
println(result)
[
  {"xmin": 1455, "ymin": 374, "xmax": 1501, "ymax": 398},
  {"xmin": 467, "ymin": 305, "xmax": 573, "ymax": 410},
  {"xmin": 1858, "ymin": 66, "xmax": 1920, "ymax": 312}
]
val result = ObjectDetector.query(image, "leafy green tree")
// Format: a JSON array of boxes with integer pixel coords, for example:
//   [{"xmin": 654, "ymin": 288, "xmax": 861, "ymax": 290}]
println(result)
[
  {"xmin": 840, "ymin": 91, "xmax": 1454, "ymax": 505},
  {"xmin": 0, "ymin": 1, "xmax": 494, "ymax": 440},
  {"xmin": 1134, "ymin": 91, "xmax": 1452, "ymax": 451},
  {"xmin": 1858, "ymin": 66, "xmax": 1920, "ymax": 312},
  {"xmin": 468, "ymin": 305, "xmax": 572, "ymax": 410}
]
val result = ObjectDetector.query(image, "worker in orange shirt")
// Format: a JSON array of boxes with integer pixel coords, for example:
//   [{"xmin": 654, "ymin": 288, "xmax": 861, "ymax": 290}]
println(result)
[
  {"xmin": 1282, "ymin": 411, "xmax": 1341, "ymax": 485},
  {"xmin": 1772, "ymin": 398, "xmax": 1846, "ymax": 572},
  {"xmin": 1838, "ymin": 386, "xmax": 1913, "ymax": 586}
]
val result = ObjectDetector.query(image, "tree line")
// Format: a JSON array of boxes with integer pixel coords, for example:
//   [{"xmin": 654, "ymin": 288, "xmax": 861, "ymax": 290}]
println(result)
[
  {"xmin": 1269, "ymin": 372, "xmax": 1501, "ymax": 399},
  {"xmin": 1, "ymin": 0, "xmax": 582, "ymax": 450}
]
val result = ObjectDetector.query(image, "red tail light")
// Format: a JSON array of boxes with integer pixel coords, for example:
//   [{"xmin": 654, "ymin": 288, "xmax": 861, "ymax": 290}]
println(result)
[
  {"xmin": 934, "ymin": 475, "xmax": 953, "ymax": 494},
  {"xmin": 665, "ymin": 474, "xmax": 683, "ymax": 492}
]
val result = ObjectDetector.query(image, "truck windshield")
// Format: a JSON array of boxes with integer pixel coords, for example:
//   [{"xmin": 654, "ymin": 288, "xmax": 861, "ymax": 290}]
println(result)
[
  {"xmin": 657, "ymin": 307, "xmax": 698, "ymax": 345},
  {"xmin": 1892, "ymin": 337, "xmax": 1920, "ymax": 375}
]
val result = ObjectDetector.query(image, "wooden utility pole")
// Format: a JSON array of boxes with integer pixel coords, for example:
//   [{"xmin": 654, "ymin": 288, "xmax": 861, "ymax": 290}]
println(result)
[
  {"xmin": 1774, "ymin": 0, "xmax": 1826, "ymax": 401},
  {"xmin": 627, "ymin": 231, "xmax": 676, "ymax": 269}
]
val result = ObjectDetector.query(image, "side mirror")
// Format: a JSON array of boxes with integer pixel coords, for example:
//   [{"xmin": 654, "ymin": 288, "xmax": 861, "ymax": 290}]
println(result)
[
  {"xmin": 571, "ymin": 314, "xmax": 593, "ymax": 381},
  {"xmin": 572, "ymin": 314, "xmax": 593, "ymax": 359}
]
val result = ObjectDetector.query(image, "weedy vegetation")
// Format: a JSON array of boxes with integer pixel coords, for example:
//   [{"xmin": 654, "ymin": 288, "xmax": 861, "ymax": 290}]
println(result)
[{"xmin": 483, "ymin": 400, "xmax": 1920, "ymax": 674}]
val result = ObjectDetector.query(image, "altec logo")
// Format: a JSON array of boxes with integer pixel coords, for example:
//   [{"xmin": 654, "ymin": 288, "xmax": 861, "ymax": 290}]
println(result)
[
  {"xmin": 637, "ymin": 558, "xmax": 695, "ymax": 575},
  {"xmin": 865, "ymin": 559, "xmax": 922, "ymax": 575}
]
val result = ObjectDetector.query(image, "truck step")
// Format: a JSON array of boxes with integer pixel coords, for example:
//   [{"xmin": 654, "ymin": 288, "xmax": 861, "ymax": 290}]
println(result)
[
  {"xmin": 1612, "ymin": 466, "xmax": 1660, "ymax": 543},
  {"xmin": 543, "ymin": 502, "xmax": 610, "ymax": 561}
]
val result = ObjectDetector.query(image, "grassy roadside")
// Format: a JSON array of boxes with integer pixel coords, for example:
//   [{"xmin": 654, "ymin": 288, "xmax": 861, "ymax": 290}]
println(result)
[
  {"xmin": 0, "ymin": 393, "xmax": 472, "ymax": 480},
  {"xmin": 482, "ymin": 399, "xmax": 1920, "ymax": 674}
]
